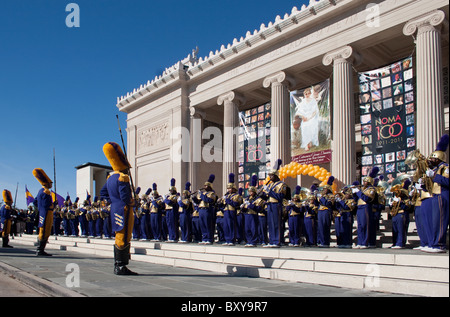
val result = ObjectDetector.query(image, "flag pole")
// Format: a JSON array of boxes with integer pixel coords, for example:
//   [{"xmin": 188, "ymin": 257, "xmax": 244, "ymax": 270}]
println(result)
[{"xmin": 53, "ymin": 148, "xmax": 57, "ymax": 205}]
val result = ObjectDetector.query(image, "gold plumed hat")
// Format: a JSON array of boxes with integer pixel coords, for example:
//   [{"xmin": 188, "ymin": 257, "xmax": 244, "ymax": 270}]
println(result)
[
  {"xmin": 33, "ymin": 168, "xmax": 53, "ymax": 187},
  {"xmin": 429, "ymin": 134, "xmax": 449, "ymax": 162},
  {"xmin": 103, "ymin": 142, "xmax": 131, "ymax": 172},
  {"xmin": 2, "ymin": 189, "xmax": 13, "ymax": 205}
]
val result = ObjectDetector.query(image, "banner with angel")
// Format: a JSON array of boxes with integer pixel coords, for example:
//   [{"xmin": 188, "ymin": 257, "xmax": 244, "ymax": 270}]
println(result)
[{"xmin": 290, "ymin": 79, "xmax": 332, "ymax": 165}]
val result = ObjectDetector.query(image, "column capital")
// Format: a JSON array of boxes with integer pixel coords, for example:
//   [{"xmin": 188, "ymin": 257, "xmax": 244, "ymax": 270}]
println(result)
[
  {"xmin": 322, "ymin": 45, "xmax": 361, "ymax": 66},
  {"xmin": 217, "ymin": 91, "xmax": 245, "ymax": 106},
  {"xmin": 403, "ymin": 10, "xmax": 447, "ymax": 36},
  {"xmin": 189, "ymin": 106, "xmax": 206, "ymax": 119},
  {"xmin": 263, "ymin": 71, "xmax": 296, "ymax": 89}
]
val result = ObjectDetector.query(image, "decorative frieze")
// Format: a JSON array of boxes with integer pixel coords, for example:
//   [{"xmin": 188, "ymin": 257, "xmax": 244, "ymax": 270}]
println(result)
[{"xmin": 137, "ymin": 120, "xmax": 171, "ymax": 155}]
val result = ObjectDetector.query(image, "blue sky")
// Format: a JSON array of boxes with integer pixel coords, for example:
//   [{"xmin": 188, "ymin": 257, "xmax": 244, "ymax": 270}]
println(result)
[{"xmin": 0, "ymin": 0, "xmax": 308, "ymax": 208}]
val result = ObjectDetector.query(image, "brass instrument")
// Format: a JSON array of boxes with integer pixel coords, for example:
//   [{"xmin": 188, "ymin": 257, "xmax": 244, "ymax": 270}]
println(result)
[
  {"xmin": 405, "ymin": 149, "xmax": 433, "ymax": 193},
  {"xmin": 390, "ymin": 184, "xmax": 402, "ymax": 217}
]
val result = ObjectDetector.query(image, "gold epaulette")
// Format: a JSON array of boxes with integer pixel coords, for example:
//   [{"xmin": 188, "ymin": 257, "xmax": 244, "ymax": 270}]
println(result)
[{"xmin": 118, "ymin": 172, "xmax": 130, "ymax": 183}]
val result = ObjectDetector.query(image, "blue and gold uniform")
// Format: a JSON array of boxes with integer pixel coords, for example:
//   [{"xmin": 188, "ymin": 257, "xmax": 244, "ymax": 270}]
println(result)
[
  {"xmin": 242, "ymin": 175, "xmax": 264, "ymax": 247},
  {"xmin": 353, "ymin": 167, "xmax": 379, "ymax": 248},
  {"xmin": 261, "ymin": 159, "xmax": 287, "ymax": 247},
  {"xmin": 425, "ymin": 135, "xmax": 449, "ymax": 253},
  {"xmin": 317, "ymin": 177, "xmax": 335, "ymax": 247},
  {"xmin": 178, "ymin": 182, "xmax": 193, "ymax": 243},
  {"xmin": 33, "ymin": 168, "xmax": 54, "ymax": 256},
  {"xmin": 334, "ymin": 187, "xmax": 356, "ymax": 248},
  {"xmin": 286, "ymin": 186, "xmax": 304, "ymax": 247},
  {"xmin": 1, "ymin": 190, "xmax": 14, "ymax": 248},
  {"xmin": 164, "ymin": 178, "xmax": 179, "ymax": 242},
  {"xmin": 219, "ymin": 173, "xmax": 242, "ymax": 246},
  {"xmin": 192, "ymin": 174, "xmax": 217, "ymax": 244},
  {"xmin": 102, "ymin": 142, "xmax": 137, "ymax": 275},
  {"xmin": 150, "ymin": 183, "xmax": 164, "ymax": 241},
  {"xmin": 389, "ymin": 179, "xmax": 412, "ymax": 248},
  {"xmin": 303, "ymin": 185, "xmax": 318, "ymax": 247}
]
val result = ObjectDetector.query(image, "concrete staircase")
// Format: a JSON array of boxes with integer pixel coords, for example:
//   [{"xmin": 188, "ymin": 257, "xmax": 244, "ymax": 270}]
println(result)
[{"xmin": 11, "ymin": 225, "xmax": 449, "ymax": 297}]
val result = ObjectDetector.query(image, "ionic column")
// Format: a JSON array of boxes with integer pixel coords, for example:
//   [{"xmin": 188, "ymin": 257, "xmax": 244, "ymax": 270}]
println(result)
[
  {"xmin": 323, "ymin": 46, "xmax": 360, "ymax": 188},
  {"xmin": 403, "ymin": 10, "xmax": 447, "ymax": 156},
  {"xmin": 189, "ymin": 107, "xmax": 206, "ymax": 191},
  {"xmin": 218, "ymin": 91, "xmax": 245, "ymax": 191},
  {"xmin": 263, "ymin": 71, "xmax": 295, "ymax": 170}
]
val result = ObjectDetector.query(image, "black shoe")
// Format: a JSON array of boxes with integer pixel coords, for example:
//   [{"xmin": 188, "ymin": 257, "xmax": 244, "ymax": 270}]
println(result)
[
  {"xmin": 2, "ymin": 237, "xmax": 13, "ymax": 248},
  {"xmin": 36, "ymin": 239, "xmax": 52, "ymax": 256},
  {"xmin": 36, "ymin": 250, "xmax": 52, "ymax": 256},
  {"xmin": 114, "ymin": 264, "xmax": 138, "ymax": 276}
]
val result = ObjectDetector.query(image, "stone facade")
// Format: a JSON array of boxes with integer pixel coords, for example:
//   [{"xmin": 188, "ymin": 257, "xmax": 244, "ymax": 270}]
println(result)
[{"xmin": 117, "ymin": 0, "xmax": 449, "ymax": 193}]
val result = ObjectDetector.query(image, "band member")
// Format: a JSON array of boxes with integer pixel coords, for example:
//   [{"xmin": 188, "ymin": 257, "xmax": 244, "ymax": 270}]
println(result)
[
  {"xmin": 334, "ymin": 186, "xmax": 356, "ymax": 248},
  {"xmin": 100, "ymin": 198, "xmax": 113, "ymax": 239},
  {"xmin": 79, "ymin": 194, "xmax": 91, "ymax": 237},
  {"xmin": 236, "ymin": 188, "xmax": 245, "ymax": 244},
  {"xmin": 1, "ymin": 190, "xmax": 14, "ymax": 248},
  {"xmin": 132, "ymin": 188, "xmax": 142, "ymax": 240},
  {"xmin": 53, "ymin": 201, "xmax": 62, "ymax": 236},
  {"xmin": 178, "ymin": 182, "xmax": 193, "ymax": 243},
  {"xmin": 150, "ymin": 183, "xmax": 164, "ymax": 242},
  {"xmin": 242, "ymin": 175, "xmax": 265, "ymax": 247},
  {"xmin": 192, "ymin": 174, "xmax": 217, "ymax": 245},
  {"xmin": 353, "ymin": 167, "xmax": 379, "ymax": 249},
  {"xmin": 215, "ymin": 201, "xmax": 225, "ymax": 244},
  {"xmin": 102, "ymin": 142, "xmax": 137, "ymax": 275},
  {"xmin": 373, "ymin": 176, "xmax": 386, "ymax": 231},
  {"xmin": 139, "ymin": 188, "xmax": 152, "ymax": 241},
  {"xmin": 61, "ymin": 196, "xmax": 71, "ymax": 236},
  {"xmin": 69, "ymin": 197, "xmax": 80, "ymax": 237},
  {"xmin": 389, "ymin": 179, "xmax": 412, "ymax": 249},
  {"xmin": 261, "ymin": 159, "xmax": 288, "ymax": 247},
  {"xmin": 164, "ymin": 178, "xmax": 180, "ymax": 242},
  {"xmin": 220, "ymin": 173, "xmax": 242, "ymax": 246},
  {"xmin": 33, "ymin": 168, "xmax": 54, "ymax": 256},
  {"xmin": 191, "ymin": 202, "xmax": 202, "ymax": 243},
  {"xmin": 317, "ymin": 177, "xmax": 335, "ymax": 248},
  {"xmin": 303, "ymin": 185, "xmax": 318, "ymax": 247},
  {"xmin": 425, "ymin": 134, "xmax": 449, "ymax": 253},
  {"xmin": 286, "ymin": 186, "xmax": 304, "ymax": 247}
]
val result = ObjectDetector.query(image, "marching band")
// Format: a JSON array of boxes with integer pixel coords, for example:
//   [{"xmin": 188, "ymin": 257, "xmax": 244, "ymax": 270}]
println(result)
[{"xmin": 1, "ymin": 135, "xmax": 448, "ymax": 256}]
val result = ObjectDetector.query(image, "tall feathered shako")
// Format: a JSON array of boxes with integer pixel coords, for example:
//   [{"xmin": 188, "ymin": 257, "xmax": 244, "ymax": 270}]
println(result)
[
  {"xmin": 227, "ymin": 173, "xmax": 237, "ymax": 190},
  {"xmin": 152, "ymin": 183, "xmax": 158, "ymax": 196},
  {"xmin": 430, "ymin": 134, "xmax": 449, "ymax": 161},
  {"xmin": 183, "ymin": 182, "xmax": 191, "ymax": 195},
  {"xmin": 293, "ymin": 185, "xmax": 302, "ymax": 199},
  {"xmin": 364, "ymin": 166, "xmax": 379, "ymax": 184},
  {"xmin": 169, "ymin": 178, "xmax": 176, "ymax": 192},
  {"xmin": 249, "ymin": 175, "xmax": 259, "ymax": 193},
  {"xmin": 204, "ymin": 174, "xmax": 215, "ymax": 189}
]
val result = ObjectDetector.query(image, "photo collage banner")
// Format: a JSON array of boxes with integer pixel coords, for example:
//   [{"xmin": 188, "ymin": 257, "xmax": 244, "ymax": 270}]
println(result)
[
  {"xmin": 290, "ymin": 79, "xmax": 332, "ymax": 165},
  {"xmin": 358, "ymin": 57, "xmax": 416, "ymax": 184},
  {"xmin": 238, "ymin": 102, "xmax": 272, "ymax": 195}
]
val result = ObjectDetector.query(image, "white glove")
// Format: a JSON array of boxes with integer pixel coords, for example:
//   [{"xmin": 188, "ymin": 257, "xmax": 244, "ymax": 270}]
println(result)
[
  {"xmin": 426, "ymin": 169, "xmax": 435, "ymax": 177},
  {"xmin": 393, "ymin": 197, "xmax": 400, "ymax": 202},
  {"xmin": 415, "ymin": 183, "xmax": 422, "ymax": 190},
  {"xmin": 409, "ymin": 189, "xmax": 414, "ymax": 196},
  {"xmin": 352, "ymin": 187, "xmax": 360, "ymax": 194}
]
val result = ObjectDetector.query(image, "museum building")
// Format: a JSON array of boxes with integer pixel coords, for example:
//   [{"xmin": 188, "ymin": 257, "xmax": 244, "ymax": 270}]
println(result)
[{"xmin": 116, "ymin": 0, "xmax": 449, "ymax": 195}]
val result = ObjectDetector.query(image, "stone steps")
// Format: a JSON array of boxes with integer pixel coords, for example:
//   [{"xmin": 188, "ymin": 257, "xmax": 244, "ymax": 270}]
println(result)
[{"xmin": 11, "ymin": 234, "xmax": 448, "ymax": 297}]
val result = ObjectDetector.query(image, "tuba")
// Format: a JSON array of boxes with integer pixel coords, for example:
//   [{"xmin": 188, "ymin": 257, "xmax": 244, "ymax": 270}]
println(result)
[{"xmin": 405, "ymin": 149, "xmax": 433, "ymax": 193}]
